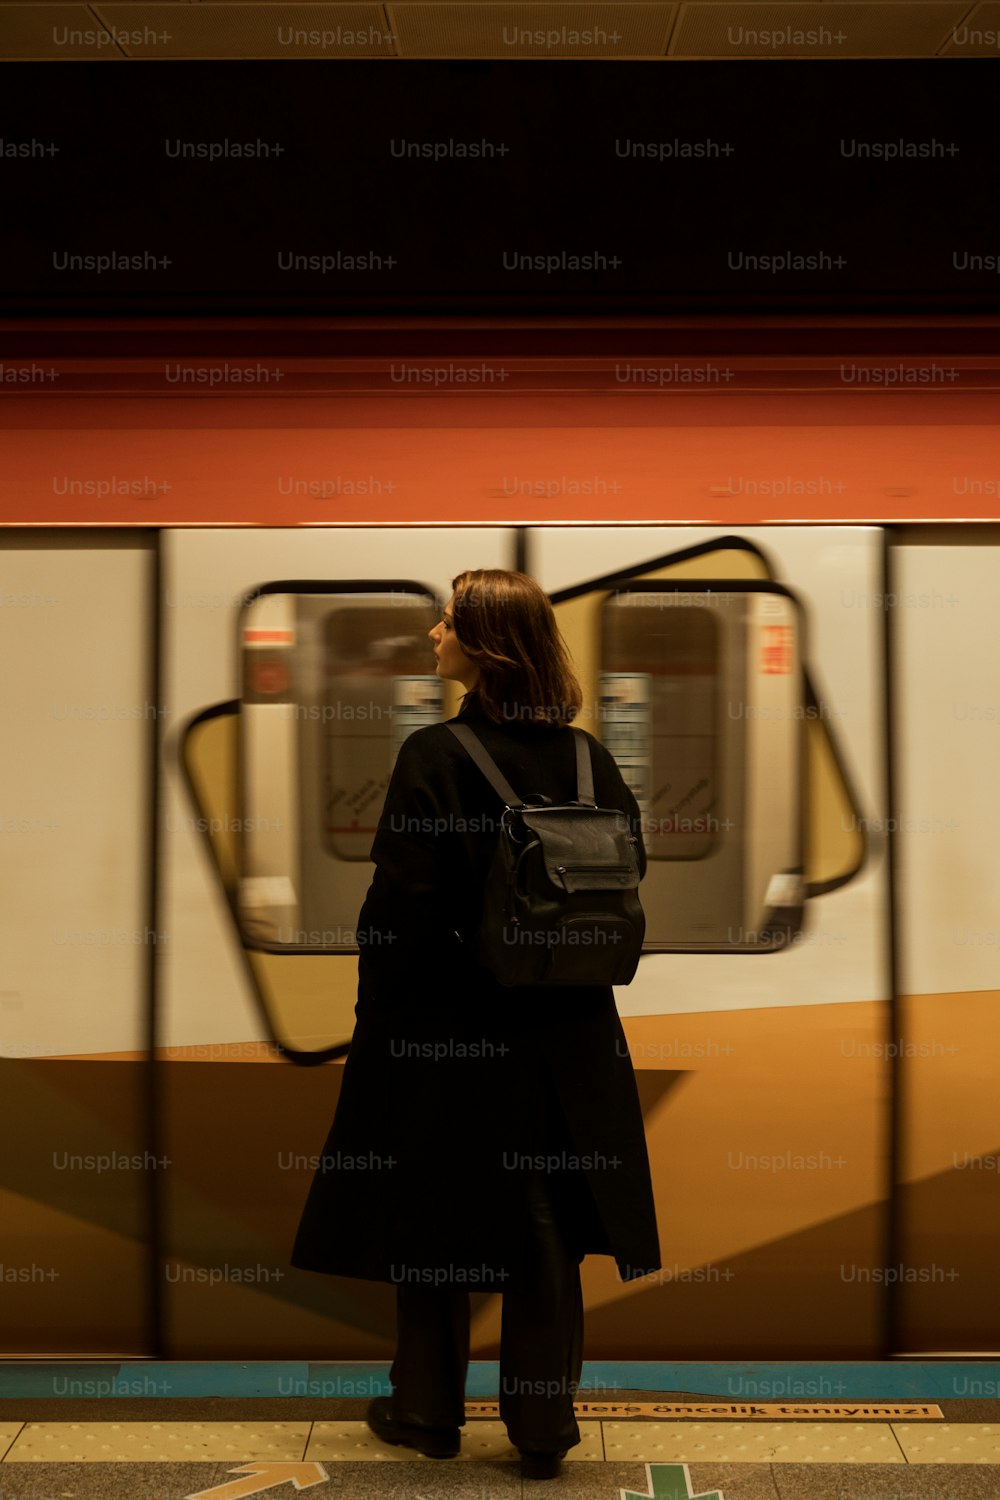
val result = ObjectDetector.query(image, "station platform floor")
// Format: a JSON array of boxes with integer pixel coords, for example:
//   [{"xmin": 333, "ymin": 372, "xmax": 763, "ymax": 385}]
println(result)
[{"xmin": 1, "ymin": 1362, "xmax": 999, "ymax": 1499}]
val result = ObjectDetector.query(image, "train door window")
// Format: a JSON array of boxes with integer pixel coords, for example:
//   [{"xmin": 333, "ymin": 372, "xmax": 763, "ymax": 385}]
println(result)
[
  {"xmin": 602, "ymin": 594, "xmax": 719, "ymax": 861},
  {"xmin": 239, "ymin": 585, "xmax": 442, "ymax": 951},
  {"xmin": 599, "ymin": 583, "xmax": 805, "ymax": 951}
]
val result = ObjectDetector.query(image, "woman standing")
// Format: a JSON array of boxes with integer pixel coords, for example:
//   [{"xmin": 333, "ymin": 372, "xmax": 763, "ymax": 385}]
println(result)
[{"xmin": 291, "ymin": 569, "xmax": 661, "ymax": 1481}]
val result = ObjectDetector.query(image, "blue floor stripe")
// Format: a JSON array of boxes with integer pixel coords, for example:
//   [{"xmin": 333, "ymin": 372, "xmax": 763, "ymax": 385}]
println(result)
[{"xmin": 0, "ymin": 1361, "xmax": 998, "ymax": 1399}]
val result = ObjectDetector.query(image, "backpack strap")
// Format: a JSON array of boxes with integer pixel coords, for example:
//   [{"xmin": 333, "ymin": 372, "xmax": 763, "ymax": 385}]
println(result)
[
  {"xmin": 572, "ymin": 728, "xmax": 597, "ymax": 808},
  {"xmin": 446, "ymin": 722, "xmax": 597, "ymax": 809},
  {"xmin": 447, "ymin": 724, "xmax": 522, "ymax": 806}
]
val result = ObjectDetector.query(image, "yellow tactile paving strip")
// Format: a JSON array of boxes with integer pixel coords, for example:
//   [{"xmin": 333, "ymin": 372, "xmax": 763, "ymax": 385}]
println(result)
[
  {"xmin": 5, "ymin": 1419, "xmax": 1000, "ymax": 1465},
  {"xmin": 604, "ymin": 1421, "xmax": 907, "ymax": 1464},
  {"xmin": 309, "ymin": 1418, "xmax": 604, "ymax": 1461},
  {"xmin": 894, "ymin": 1423, "xmax": 1000, "ymax": 1463},
  {"xmin": 2, "ymin": 1420, "xmax": 602, "ymax": 1465},
  {"xmin": 5, "ymin": 1422, "xmax": 310, "ymax": 1462}
]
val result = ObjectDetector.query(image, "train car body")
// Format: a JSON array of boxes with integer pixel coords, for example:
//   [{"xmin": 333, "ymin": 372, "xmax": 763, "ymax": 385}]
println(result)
[{"xmin": 0, "ymin": 316, "xmax": 997, "ymax": 1360}]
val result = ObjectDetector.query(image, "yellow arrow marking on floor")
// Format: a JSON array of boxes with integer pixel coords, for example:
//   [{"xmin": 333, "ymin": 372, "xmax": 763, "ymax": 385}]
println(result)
[{"xmin": 183, "ymin": 1462, "xmax": 329, "ymax": 1498}]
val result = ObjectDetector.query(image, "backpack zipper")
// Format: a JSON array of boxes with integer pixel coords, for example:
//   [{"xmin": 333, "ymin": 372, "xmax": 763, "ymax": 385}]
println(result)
[{"xmin": 555, "ymin": 863, "xmax": 633, "ymax": 873}]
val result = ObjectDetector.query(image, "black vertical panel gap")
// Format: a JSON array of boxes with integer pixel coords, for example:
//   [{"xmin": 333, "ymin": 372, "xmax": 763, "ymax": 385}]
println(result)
[
  {"xmin": 882, "ymin": 526, "xmax": 901, "ymax": 1357},
  {"xmin": 514, "ymin": 527, "xmax": 529, "ymax": 576},
  {"xmin": 145, "ymin": 529, "xmax": 165, "ymax": 1357}
]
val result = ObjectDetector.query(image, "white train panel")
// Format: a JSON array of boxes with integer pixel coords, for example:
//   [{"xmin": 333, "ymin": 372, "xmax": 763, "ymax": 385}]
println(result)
[{"xmin": 0, "ymin": 533, "xmax": 154, "ymax": 1059}]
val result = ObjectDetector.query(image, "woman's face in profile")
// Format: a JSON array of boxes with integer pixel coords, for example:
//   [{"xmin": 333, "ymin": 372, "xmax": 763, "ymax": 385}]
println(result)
[{"xmin": 429, "ymin": 593, "xmax": 480, "ymax": 690}]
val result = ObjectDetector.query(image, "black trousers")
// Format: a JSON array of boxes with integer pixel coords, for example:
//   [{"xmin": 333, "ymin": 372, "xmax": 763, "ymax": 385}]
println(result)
[{"xmin": 388, "ymin": 1170, "xmax": 584, "ymax": 1454}]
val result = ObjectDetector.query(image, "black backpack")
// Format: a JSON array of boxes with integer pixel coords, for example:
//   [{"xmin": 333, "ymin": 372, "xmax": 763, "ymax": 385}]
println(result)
[{"xmin": 447, "ymin": 723, "xmax": 646, "ymax": 987}]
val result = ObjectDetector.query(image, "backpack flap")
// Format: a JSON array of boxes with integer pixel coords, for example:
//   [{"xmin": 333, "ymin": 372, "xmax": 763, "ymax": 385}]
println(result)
[{"xmin": 519, "ymin": 806, "xmax": 642, "ymax": 893}]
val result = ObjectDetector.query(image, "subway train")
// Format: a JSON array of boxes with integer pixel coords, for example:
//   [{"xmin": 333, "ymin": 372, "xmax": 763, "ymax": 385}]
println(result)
[{"xmin": 2, "ymin": 334, "xmax": 999, "ymax": 1363}]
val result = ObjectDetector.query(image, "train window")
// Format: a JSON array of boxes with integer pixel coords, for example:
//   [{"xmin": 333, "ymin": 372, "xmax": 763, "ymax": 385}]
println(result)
[
  {"xmin": 319, "ymin": 599, "xmax": 443, "ymax": 861},
  {"xmin": 598, "ymin": 583, "xmax": 805, "ymax": 950},
  {"xmin": 238, "ymin": 585, "xmax": 442, "ymax": 952},
  {"xmin": 601, "ymin": 595, "xmax": 720, "ymax": 861}
]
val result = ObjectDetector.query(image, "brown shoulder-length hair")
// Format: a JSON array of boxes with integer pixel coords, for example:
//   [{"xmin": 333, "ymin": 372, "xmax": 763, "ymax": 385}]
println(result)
[{"xmin": 450, "ymin": 569, "xmax": 583, "ymax": 729}]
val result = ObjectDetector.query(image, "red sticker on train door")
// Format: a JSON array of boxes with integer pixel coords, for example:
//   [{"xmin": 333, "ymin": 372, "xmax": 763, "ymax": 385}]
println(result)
[{"xmin": 760, "ymin": 625, "xmax": 793, "ymax": 673}]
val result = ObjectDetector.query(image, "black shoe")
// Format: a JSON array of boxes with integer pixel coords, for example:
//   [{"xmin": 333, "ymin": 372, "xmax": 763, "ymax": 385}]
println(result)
[
  {"xmin": 519, "ymin": 1448, "xmax": 568, "ymax": 1480},
  {"xmin": 365, "ymin": 1397, "xmax": 461, "ymax": 1458}
]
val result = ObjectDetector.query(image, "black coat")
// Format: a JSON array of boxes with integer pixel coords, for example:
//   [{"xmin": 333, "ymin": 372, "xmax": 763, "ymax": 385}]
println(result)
[{"xmin": 290, "ymin": 689, "xmax": 661, "ymax": 1290}]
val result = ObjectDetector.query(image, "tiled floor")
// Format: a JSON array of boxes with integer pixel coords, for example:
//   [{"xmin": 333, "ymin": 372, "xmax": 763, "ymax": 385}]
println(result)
[{"xmin": 1, "ymin": 1392, "xmax": 999, "ymax": 1498}]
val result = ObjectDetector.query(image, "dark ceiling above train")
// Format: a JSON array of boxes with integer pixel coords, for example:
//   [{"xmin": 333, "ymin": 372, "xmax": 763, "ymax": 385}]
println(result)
[
  {"xmin": 2, "ymin": 0, "xmax": 999, "ymax": 57},
  {"xmin": 1, "ymin": 60, "xmax": 998, "ymax": 317}
]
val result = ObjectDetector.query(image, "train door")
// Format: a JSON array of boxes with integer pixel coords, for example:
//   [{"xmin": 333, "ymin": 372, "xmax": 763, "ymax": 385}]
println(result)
[
  {"xmin": 160, "ymin": 528, "xmax": 515, "ymax": 1356},
  {"xmin": 530, "ymin": 525, "xmax": 891, "ymax": 1357}
]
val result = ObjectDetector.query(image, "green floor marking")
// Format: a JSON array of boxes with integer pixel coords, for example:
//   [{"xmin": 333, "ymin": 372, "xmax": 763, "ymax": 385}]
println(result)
[{"xmin": 623, "ymin": 1463, "xmax": 723, "ymax": 1500}]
